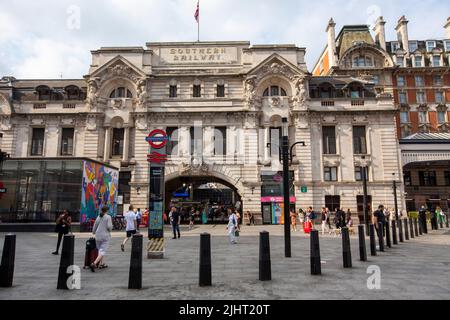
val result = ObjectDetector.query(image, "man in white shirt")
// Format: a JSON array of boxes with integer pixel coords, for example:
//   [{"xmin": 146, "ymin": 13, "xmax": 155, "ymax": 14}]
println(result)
[{"xmin": 121, "ymin": 205, "xmax": 137, "ymax": 252}]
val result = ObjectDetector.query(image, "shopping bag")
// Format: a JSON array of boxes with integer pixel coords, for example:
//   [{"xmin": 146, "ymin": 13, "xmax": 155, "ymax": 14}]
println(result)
[{"xmin": 235, "ymin": 230, "xmax": 240, "ymax": 237}]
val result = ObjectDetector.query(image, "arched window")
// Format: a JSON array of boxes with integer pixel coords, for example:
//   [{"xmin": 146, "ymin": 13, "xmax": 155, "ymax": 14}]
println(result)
[
  {"xmin": 36, "ymin": 86, "xmax": 51, "ymax": 101},
  {"xmin": 110, "ymin": 87, "xmax": 133, "ymax": 98},
  {"xmin": 263, "ymin": 86, "xmax": 287, "ymax": 97},
  {"xmin": 65, "ymin": 85, "xmax": 81, "ymax": 100},
  {"xmin": 352, "ymin": 55, "xmax": 373, "ymax": 67}
]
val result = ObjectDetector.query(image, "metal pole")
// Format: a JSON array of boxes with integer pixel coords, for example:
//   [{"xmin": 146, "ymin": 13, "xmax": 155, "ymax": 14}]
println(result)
[
  {"xmin": 282, "ymin": 129, "xmax": 291, "ymax": 258},
  {"xmin": 362, "ymin": 166, "xmax": 369, "ymax": 236},
  {"xmin": 393, "ymin": 180, "xmax": 399, "ymax": 221}
]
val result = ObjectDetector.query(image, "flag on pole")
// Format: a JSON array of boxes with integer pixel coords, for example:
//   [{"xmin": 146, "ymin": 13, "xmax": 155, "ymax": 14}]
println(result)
[{"xmin": 194, "ymin": 1, "xmax": 199, "ymax": 23}]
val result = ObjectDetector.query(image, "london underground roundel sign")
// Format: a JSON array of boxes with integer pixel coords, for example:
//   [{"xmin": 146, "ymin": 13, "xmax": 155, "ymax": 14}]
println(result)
[{"xmin": 146, "ymin": 129, "xmax": 169, "ymax": 149}]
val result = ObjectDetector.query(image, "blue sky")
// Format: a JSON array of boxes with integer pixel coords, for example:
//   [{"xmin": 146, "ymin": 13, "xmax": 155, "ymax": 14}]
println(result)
[{"xmin": 0, "ymin": 0, "xmax": 449, "ymax": 79}]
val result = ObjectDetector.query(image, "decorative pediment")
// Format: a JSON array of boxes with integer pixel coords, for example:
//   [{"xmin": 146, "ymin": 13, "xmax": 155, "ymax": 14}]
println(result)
[
  {"xmin": 89, "ymin": 56, "xmax": 146, "ymax": 86},
  {"xmin": 246, "ymin": 54, "xmax": 306, "ymax": 84}
]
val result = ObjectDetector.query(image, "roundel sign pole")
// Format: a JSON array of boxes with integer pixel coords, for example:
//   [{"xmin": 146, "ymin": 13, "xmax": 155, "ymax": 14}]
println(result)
[{"xmin": 145, "ymin": 129, "xmax": 169, "ymax": 259}]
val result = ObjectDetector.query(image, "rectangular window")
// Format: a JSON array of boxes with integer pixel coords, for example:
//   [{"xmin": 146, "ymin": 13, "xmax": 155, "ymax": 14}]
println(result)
[
  {"xmin": 445, "ymin": 40, "xmax": 450, "ymax": 52},
  {"xmin": 400, "ymin": 111, "xmax": 409, "ymax": 123},
  {"xmin": 270, "ymin": 86, "xmax": 280, "ymax": 96},
  {"xmin": 325, "ymin": 195, "xmax": 341, "ymax": 212},
  {"xmin": 31, "ymin": 128, "xmax": 45, "ymax": 156},
  {"xmin": 404, "ymin": 171, "xmax": 412, "ymax": 186},
  {"xmin": 190, "ymin": 126, "xmax": 203, "ymax": 156},
  {"xmin": 391, "ymin": 42, "xmax": 400, "ymax": 52},
  {"xmin": 216, "ymin": 85, "xmax": 225, "ymax": 98},
  {"xmin": 409, "ymin": 41, "xmax": 418, "ymax": 53},
  {"xmin": 438, "ymin": 110, "xmax": 446, "ymax": 124},
  {"xmin": 213, "ymin": 127, "xmax": 227, "ymax": 156},
  {"xmin": 355, "ymin": 166, "xmax": 369, "ymax": 181},
  {"xmin": 414, "ymin": 56, "xmax": 422, "ymax": 67},
  {"xmin": 353, "ymin": 126, "xmax": 367, "ymax": 155},
  {"xmin": 397, "ymin": 76, "xmax": 406, "ymax": 87},
  {"xmin": 445, "ymin": 171, "xmax": 450, "ymax": 186},
  {"xmin": 416, "ymin": 92, "xmax": 426, "ymax": 104},
  {"xmin": 396, "ymin": 56, "xmax": 404, "ymax": 67},
  {"xmin": 166, "ymin": 127, "xmax": 179, "ymax": 156},
  {"xmin": 419, "ymin": 111, "xmax": 428, "ymax": 123},
  {"xmin": 324, "ymin": 167, "xmax": 338, "ymax": 181},
  {"xmin": 399, "ymin": 92, "xmax": 408, "ymax": 104},
  {"xmin": 322, "ymin": 126, "xmax": 336, "ymax": 154},
  {"xmin": 372, "ymin": 75, "xmax": 379, "ymax": 85},
  {"xmin": 419, "ymin": 171, "xmax": 437, "ymax": 186},
  {"xmin": 433, "ymin": 55, "xmax": 441, "ymax": 67},
  {"xmin": 434, "ymin": 75, "xmax": 443, "ymax": 86},
  {"xmin": 401, "ymin": 126, "xmax": 411, "ymax": 138},
  {"xmin": 60, "ymin": 128, "xmax": 74, "ymax": 156},
  {"xmin": 269, "ymin": 127, "xmax": 282, "ymax": 157},
  {"xmin": 415, "ymin": 75, "xmax": 424, "ymax": 87},
  {"xmin": 436, "ymin": 92, "xmax": 444, "ymax": 104},
  {"xmin": 426, "ymin": 41, "xmax": 436, "ymax": 52},
  {"xmin": 169, "ymin": 85, "xmax": 177, "ymax": 98},
  {"xmin": 111, "ymin": 128, "xmax": 124, "ymax": 156},
  {"xmin": 193, "ymin": 85, "xmax": 201, "ymax": 98}
]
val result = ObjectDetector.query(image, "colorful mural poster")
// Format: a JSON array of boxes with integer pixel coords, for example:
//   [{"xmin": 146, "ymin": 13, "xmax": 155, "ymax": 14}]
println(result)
[{"xmin": 80, "ymin": 160, "xmax": 119, "ymax": 222}]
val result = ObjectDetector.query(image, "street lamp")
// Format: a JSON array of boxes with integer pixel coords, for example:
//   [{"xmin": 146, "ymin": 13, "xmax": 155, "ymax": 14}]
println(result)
[
  {"xmin": 392, "ymin": 173, "xmax": 399, "ymax": 221},
  {"xmin": 361, "ymin": 156, "xmax": 369, "ymax": 236}
]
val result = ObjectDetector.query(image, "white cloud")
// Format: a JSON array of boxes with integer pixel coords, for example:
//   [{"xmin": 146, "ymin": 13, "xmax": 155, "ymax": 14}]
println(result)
[{"xmin": 0, "ymin": 0, "xmax": 449, "ymax": 78}]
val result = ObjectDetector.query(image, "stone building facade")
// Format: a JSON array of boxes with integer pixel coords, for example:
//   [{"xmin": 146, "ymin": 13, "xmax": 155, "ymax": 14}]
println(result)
[{"xmin": 0, "ymin": 41, "xmax": 405, "ymax": 224}]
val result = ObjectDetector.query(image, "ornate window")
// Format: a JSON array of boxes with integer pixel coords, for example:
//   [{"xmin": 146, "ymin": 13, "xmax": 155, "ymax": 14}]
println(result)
[
  {"xmin": 110, "ymin": 87, "xmax": 132, "ymax": 98},
  {"xmin": 415, "ymin": 75, "xmax": 425, "ymax": 87},
  {"xmin": 352, "ymin": 55, "xmax": 373, "ymax": 67},
  {"xmin": 31, "ymin": 128, "xmax": 45, "ymax": 156},
  {"xmin": 324, "ymin": 167, "xmax": 338, "ymax": 181},
  {"xmin": 36, "ymin": 86, "xmax": 51, "ymax": 101},
  {"xmin": 414, "ymin": 56, "xmax": 423, "ymax": 67},
  {"xmin": 426, "ymin": 41, "xmax": 436, "ymax": 52},
  {"xmin": 432, "ymin": 55, "xmax": 441, "ymax": 67},
  {"xmin": 263, "ymin": 86, "xmax": 287, "ymax": 97},
  {"xmin": 65, "ymin": 86, "xmax": 81, "ymax": 100}
]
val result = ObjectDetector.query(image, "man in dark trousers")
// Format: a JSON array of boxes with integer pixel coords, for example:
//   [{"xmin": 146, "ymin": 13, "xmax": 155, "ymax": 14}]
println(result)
[
  {"xmin": 373, "ymin": 204, "xmax": 386, "ymax": 237},
  {"xmin": 419, "ymin": 205, "xmax": 428, "ymax": 234},
  {"xmin": 169, "ymin": 206, "xmax": 181, "ymax": 239}
]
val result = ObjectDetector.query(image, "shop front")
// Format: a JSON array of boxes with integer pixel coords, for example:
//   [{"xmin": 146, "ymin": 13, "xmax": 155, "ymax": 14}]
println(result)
[{"xmin": 261, "ymin": 171, "xmax": 295, "ymax": 225}]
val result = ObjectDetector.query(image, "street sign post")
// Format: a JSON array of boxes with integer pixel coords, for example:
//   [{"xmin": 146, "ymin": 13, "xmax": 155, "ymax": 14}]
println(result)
[{"xmin": 146, "ymin": 129, "xmax": 169, "ymax": 259}]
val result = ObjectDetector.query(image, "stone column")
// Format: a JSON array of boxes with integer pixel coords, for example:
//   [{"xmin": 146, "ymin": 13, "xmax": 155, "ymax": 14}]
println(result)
[
  {"xmin": 103, "ymin": 127, "xmax": 111, "ymax": 162},
  {"xmin": 263, "ymin": 125, "xmax": 270, "ymax": 163},
  {"xmin": 123, "ymin": 126, "xmax": 130, "ymax": 162}
]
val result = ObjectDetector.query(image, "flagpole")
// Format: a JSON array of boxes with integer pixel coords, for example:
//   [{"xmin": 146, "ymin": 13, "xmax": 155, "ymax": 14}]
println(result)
[{"xmin": 197, "ymin": 0, "xmax": 200, "ymax": 42}]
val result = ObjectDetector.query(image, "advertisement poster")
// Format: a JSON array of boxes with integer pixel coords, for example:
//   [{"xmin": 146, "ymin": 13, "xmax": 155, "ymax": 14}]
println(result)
[
  {"xmin": 149, "ymin": 201, "xmax": 163, "ymax": 238},
  {"xmin": 272, "ymin": 202, "xmax": 284, "ymax": 225}
]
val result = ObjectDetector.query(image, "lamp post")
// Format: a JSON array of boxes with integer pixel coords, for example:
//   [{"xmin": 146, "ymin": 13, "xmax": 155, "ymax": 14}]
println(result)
[
  {"xmin": 361, "ymin": 157, "xmax": 369, "ymax": 236},
  {"xmin": 392, "ymin": 173, "xmax": 399, "ymax": 221}
]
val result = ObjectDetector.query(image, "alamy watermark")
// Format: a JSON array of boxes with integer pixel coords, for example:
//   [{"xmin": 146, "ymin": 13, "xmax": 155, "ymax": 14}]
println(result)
[{"xmin": 366, "ymin": 265, "xmax": 381, "ymax": 290}]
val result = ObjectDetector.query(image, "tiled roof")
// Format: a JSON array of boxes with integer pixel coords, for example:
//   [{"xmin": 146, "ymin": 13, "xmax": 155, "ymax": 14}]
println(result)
[{"xmin": 400, "ymin": 132, "xmax": 450, "ymax": 142}]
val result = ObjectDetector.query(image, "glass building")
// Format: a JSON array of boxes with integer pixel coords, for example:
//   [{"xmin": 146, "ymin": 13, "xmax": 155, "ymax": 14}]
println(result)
[{"xmin": 0, "ymin": 158, "xmax": 118, "ymax": 226}]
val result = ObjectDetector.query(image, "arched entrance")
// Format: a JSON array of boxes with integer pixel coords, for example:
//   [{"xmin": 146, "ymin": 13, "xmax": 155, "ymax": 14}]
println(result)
[{"xmin": 165, "ymin": 175, "xmax": 242, "ymax": 224}]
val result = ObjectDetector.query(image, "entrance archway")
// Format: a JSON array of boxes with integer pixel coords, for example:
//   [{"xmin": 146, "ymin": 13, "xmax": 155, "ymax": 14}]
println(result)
[{"xmin": 165, "ymin": 175, "xmax": 242, "ymax": 224}]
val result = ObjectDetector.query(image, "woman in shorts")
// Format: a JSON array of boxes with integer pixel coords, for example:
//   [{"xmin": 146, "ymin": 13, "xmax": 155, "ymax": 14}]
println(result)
[{"xmin": 91, "ymin": 206, "xmax": 113, "ymax": 272}]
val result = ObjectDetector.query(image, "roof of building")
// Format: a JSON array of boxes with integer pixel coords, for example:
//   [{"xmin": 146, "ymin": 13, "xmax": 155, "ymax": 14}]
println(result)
[{"xmin": 400, "ymin": 132, "xmax": 450, "ymax": 143}]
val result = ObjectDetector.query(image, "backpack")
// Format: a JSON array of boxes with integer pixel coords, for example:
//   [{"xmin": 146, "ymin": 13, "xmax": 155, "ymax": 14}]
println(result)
[{"xmin": 311, "ymin": 211, "xmax": 317, "ymax": 220}]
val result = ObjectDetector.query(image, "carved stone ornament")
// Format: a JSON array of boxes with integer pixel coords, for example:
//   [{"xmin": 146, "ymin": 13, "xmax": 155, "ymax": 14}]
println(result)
[
  {"xmin": 100, "ymin": 64, "xmax": 140, "ymax": 86},
  {"xmin": 0, "ymin": 94, "xmax": 12, "ymax": 115},
  {"xmin": 135, "ymin": 115, "xmax": 148, "ymax": 130},
  {"xmin": 243, "ymin": 76, "xmax": 257, "ymax": 109},
  {"xmin": 86, "ymin": 115, "xmax": 97, "ymax": 131},
  {"xmin": 86, "ymin": 78, "xmax": 100, "ymax": 110},
  {"xmin": 112, "ymin": 99, "xmax": 123, "ymax": 109},
  {"xmin": 0, "ymin": 116, "xmax": 12, "ymax": 130},
  {"xmin": 136, "ymin": 77, "xmax": 148, "ymax": 107},
  {"xmin": 291, "ymin": 75, "xmax": 309, "ymax": 107}
]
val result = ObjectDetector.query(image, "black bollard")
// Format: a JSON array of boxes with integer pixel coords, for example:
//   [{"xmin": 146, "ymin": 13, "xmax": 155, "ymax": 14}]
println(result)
[
  {"xmin": 341, "ymin": 227, "xmax": 352, "ymax": 268},
  {"xmin": 199, "ymin": 233, "xmax": 212, "ymax": 286},
  {"xmin": 418, "ymin": 218, "xmax": 423, "ymax": 235},
  {"xmin": 377, "ymin": 222, "xmax": 384, "ymax": 252},
  {"xmin": 409, "ymin": 218, "xmax": 414, "ymax": 239},
  {"xmin": 404, "ymin": 219, "xmax": 409, "ymax": 240},
  {"xmin": 413, "ymin": 218, "xmax": 419, "ymax": 237},
  {"xmin": 57, "ymin": 234, "xmax": 75, "ymax": 290},
  {"xmin": 310, "ymin": 230, "xmax": 321, "ymax": 275},
  {"xmin": 399, "ymin": 219, "xmax": 404, "ymax": 242},
  {"xmin": 385, "ymin": 221, "xmax": 391, "ymax": 248},
  {"xmin": 392, "ymin": 220, "xmax": 398, "ymax": 245},
  {"xmin": 358, "ymin": 225, "xmax": 367, "ymax": 262},
  {"xmin": 369, "ymin": 224, "xmax": 377, "ymax": 256},
  {"xmin": 0, "ymin": 234, "xmax": 16, "ymax": 287},
  {"xmin": 259, "ymin": 231, "xmax": 272, "ymax": 281},
  {"xmin": 128, "ymin": 234, "xmax": 143, "ymax": 289},
  {"xmin": 446, "ymin": 214, "xmax": 449, "ymax": 228}
]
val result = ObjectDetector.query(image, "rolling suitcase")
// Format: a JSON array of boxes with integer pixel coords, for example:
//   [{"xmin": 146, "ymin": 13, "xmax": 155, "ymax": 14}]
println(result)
[{"xmin": 83, "ymin": 237, "xmax": 98, "ymax": 269}]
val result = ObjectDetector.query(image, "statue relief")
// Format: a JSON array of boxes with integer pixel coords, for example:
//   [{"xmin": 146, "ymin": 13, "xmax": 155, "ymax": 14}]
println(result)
[
  {"xmin": 136, "ymin": 78, "xmax": 148, "ymax": 107},
  {"xmin": 292, "ymin": 75, "xmax": 308, "ymax": 106},
  {"xmin": 86, "ymin": 78, "xmax": 99, "ymax": 110},
  {"xmin": 244, "ymin": 76, "xmax": 257, "ymax": 109}
]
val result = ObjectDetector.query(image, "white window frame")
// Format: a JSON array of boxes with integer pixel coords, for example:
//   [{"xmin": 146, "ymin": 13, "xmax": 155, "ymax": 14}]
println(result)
[
  {"xmin": 415, "ymin": 75, "xmax": 425, "ymax": 87},
  {"xmin": 437, "ymin": 110, "xmax": 447, "ymax": 124},
  {"xmin": 400, "ymin": 111, "xmax": 410, "ymax": 123},
  {"xmin": 444, "ymin": 40, "xmax": 450, "ymax": 52},
  {"xmin": 426, "ymin": 41, "xmax": 436, "ymax": 52},
  {"xmin": 432, "ymin": 55, "xmax": 441, "ymax": 67},
  {"xmin": 396, "ymin": 56, "xmax": 404, "ymax": 67},
  {"xmin": 435, "ymin": 91, "xmax": 444, "ymax": 104},
  {"xmin": 408, "ymin": 41, "xmax": 418, "ymax": 53},
  {"xmin": 416, "ymin": 91, "xmax": 426, "ymax": 104},
  {"xmin": 391, "ymin": 42, "xmax": 400, "ymax": 52},
  {"xmin": 397, "ymin": 76, "xmax": 406, "ymax": 87},
  {"xmin": 399, "ymin": 92, "xmax": 408, "ymax": 104},
  {"xmin": 418, "ymin": 110, "xmax": 428, "ymax": 123},
  {"xmin": 433, "ymin": 75, "xmax": 443, "ymax": 86},
  {"xmin": 414, "ymin": 55, "xmax": 423, "ymax": 67}
]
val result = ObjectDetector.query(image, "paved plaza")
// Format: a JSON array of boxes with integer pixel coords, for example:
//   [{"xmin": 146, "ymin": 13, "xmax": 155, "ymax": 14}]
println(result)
[{"xmin": 0, "ymin": 223, "xmax": 449, "ymax": 300}]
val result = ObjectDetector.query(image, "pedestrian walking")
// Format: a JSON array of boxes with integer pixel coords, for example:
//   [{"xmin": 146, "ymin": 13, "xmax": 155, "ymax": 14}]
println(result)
[
  {"xmin": 419, "ymin": 205, "xmax": 428, "ymax": 233},
  {"xmin": 202, "ymin": 204, "xmax": 208, "ymax": 224},
  {"xmin": 227, "ymin": 210, "xmax": 239, "ymax": 244},
  {"xmin": 189, "ymin": 209, "xmax": 195, "ymax": 230},
  {"xmin": 372, "ymin": 204, "xmax": 386, "ymax": 235},
  {"xmin": 235, "ymin": 199, "xmax": 242, "ymax": 214},
  {"xmin": 436, "ymin": 206, "xmax": 445, "ymax": 226},
  {"xmin": 121, "ymin": 205, "xmax": 137, "ymax": 252},
  {"xmin": 170, "ymin": 206, "xmax": 181, "ymax": 239},
  {"xmin": 52, "ymin": 209, "xmax": 72, "ymax": 255},
  {"xmin": 430, "ymin": 207, "xmax": 438, "ymax": 230},
  {"xmin": 321, "ymin": 207, "xmax": 328, "ymax": 235},
  {"xmin": 235, "ymin": 210, "xmax": 241, "ymax": 230},
  {"xmin": 136, "ymin": 208, "xmax": 142, "ymax": 231},
  {"xmin": 247, "ymin": 210, "xmax": 255, "ymax": 226},
  {"xmin": 326, "ymin": 207, "xmax": 332, "ymax": 230},
  {"xmin": 90, "ymin": 206, "xmax": 113, "ymax": 272},
  {"xmin": 290, "ymin": 208, "xmax": 298, "ymax": 232}
]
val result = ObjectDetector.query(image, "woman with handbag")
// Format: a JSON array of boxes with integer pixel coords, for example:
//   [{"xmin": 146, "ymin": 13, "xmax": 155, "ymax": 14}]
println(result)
[
  {"xmin": 90, "ymin": 206, "xmax": 113, "ymax": 272},
  {"xmin": 227, "ymin": 210, "xmax": 239, "ymax": 244},
  {"xmin": 52, "ymin": 209, "xmax": 72, "ymax": 255}
]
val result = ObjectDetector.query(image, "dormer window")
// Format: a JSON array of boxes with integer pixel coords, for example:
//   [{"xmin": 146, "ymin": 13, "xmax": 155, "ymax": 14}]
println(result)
[
  {"xmin": 396, "ymin": 56, "xmax": 404, "ymax": 67},
  {"xmin": 36, "ymin": 86, "xmax": 51, "ymax": 101},
  {"xmin": 352, "ymin": 55, "xmax": 373, "ymax": 67},
  {"xmin": 391, "ymin": 42, "xmax": 400, "ymax": 52},
  {"xmin": 408, "ymin": 41, "xmax": 418, "ymax": 53},
  {"xmin": 65, "ymin": 85, "xmax": 81, "ymax": 100},
  {"xmin": 426, "ymin": 41, "xmax": 436, "ymax": 52},
  {"xmin": 414, "ymin": 56, "xmax": 423, "ymax": 67},
  {"xmin": 110, "ymin": 87, "xmax": 132, "ymax": 98},
  {"xmin": 432, "ymin": 55, "xmax": 441, "ymax": 67},
  {"xmin": 263, "ymin": 86, "xmax": 287, "ymax": 97},
  {"xmin": 445, "ymin": 40, "xmax": 450, "ymax": 52}
]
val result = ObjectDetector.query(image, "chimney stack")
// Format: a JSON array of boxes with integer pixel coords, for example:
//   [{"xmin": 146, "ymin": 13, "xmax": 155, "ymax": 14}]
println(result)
[
  {"xmin": 326, "ymin": 18, "xmax": 338, "ymax": 67},
  {"xmin": 445, "ymin": 17, "xmax": 450, "ymax": 38},
  {"xmin": 373, "ymin": 16, "xmax": 387, "ymax": 51},
  {"xmin": 395, "ymin": 15, "xmax": 410, "ymax": 54}
]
